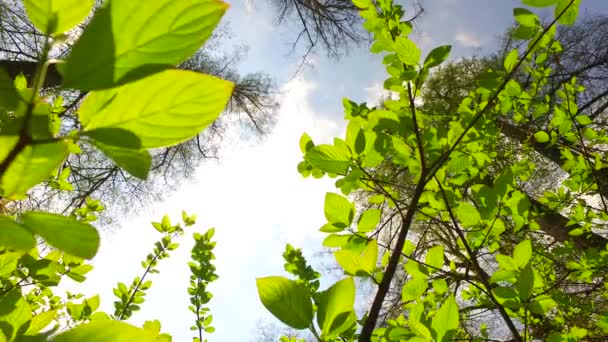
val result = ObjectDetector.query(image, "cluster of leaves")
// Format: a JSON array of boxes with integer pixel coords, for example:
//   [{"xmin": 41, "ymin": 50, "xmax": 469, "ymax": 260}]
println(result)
[
  {"xmin": 0, "ymin": 0, "xmax": 226, "ymax": 340},
  {"xmin": 112, "ymin": 215, "xmax": 186, "ymax": 321},
  {"xmin": 188, "ymin": 226, "xmax": 219, "ymax": 342},
  {"xmin": 258, "ymin": 0, "xmax": 608, "ymax": 341}
]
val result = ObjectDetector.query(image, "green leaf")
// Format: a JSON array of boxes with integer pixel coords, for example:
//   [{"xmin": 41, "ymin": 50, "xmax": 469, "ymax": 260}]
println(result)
[
  {"xmin": 425, "ymin": 245, "xmax": 444, "ymax": 271},
  {"xmin": 319, "ymin": 223, "xmax": 346, "ymax": 233},
  {"xmin": 21, "ymin": 212, "xmax": 100, "ymax": 259},
  {"xmin": 60, "ymin": 0, "xmax": 229, "ymax": 90},
  {"xmin": 256, "ymin": 276, "xmax": 313, "ymax": 330},
  {"xmin": 395, "ymin": 37, "xmax": 421, "ymax": 66},
  {"xmin": 22, "ymin": 0, "xmax": 94, "ymax": 34},
  {"xmin": 322, "ymin": 234, "xmax": 350, "ymax": 248},
  {"xmin": 357, "ymin": 209, "xmax": 381, "ymax": 233},
  {"xmin": 25, "ymin": 310, "xmax": 57, "ymax": 335},
  {"xmin": 493, "ymin": 287, "xmax": 521, "ymax": 309},
  {"xmin": 513, "ymin": 240, "xmax": 532, "ymax": 268},
  {"xmin": 0, "ymin": 290, "xmax": 31, "ymax": 341},
  {"xmin": 555, "ymin": 0, "xmax": 580, "ymax": 25},
  {"xmin": 516, "ymin": 263, "xmax": 534, "ymax": 300},
  {"xmin": 575, "ymin": 115, "xmax": 592, "ymax": 125},
  {"xmin": 345, "ymin": 121, "xmax": 366, "ymax": 156},
  {"xmin": 53, "ymin": 320, "xmax": 157, "ymax": 341},
  {"xmin": 455, "ymin": 202, "xmax": 481, "ymax": 227},
  {"xmin": 0, "ymin": 69, "xmax": 20, "ymax": 110},
  {"xmin": 423, "ymin": 45, "xmax": 451, "ymax": 68},
  {"xmin": 305, "ymin": 145, "xmax": 350, "ymax": 174},
  {"xmin": 299, "ymin": 133, "xmax": 314, "ymax": 154},
  {"xmin": 522, "ymin": 0, "xmax": 558, "ymax": 7},
  {"xmin": 1, "ymin": 142, "xmax": 68, "ymax": 199},
  {"xmin": 324, "ymin": 193, "xmax": 355, "ymax": 227},
  {"xmin": 317, "ymin": 277, "xmax": 356, "ymax": 338},
  {"xmin": 513, "ymin": 8, "xmax": 540, "ymax": 27},
  {"xmin": 401, "ymin": 277, "xmax": 427, "ymax": 302},
  {"xmin": 334, "ymin": 240, "xmax": 377, "ymax": 276},
  {"xmin": 534, "ymin": 131, "xmax": 550, "ymax": 143},
  {"xmin": 0, "ymin": 252, "xmax": 19, "ymax": 278},
  {"xmin": 504, "ymin": 49, "xmax": 519, "ymax": 72},
  {"xmin": 83, "ymin": 128, "xmax": 142, "ymax": 149},
  {"xmin": 78, "ymin": 70, "xmax": 233, "ymax": 148},
  {"xmin": 0, "ymin": 216, "xmax": 36, "ymax": 251},
  {"xmin": 432, "ymin": 279, "xmax": 448, "ymax": 295},
  {"xmin": 91, "ymin": 141, "xmax": 151, "ymax": 180},
  {"xmin": 431, "ymin": 295, "xmax": 459, "ymax": 342},
  {"xmin": 530, "ymin": 295, "xmax": 556, "ymax": 314}
]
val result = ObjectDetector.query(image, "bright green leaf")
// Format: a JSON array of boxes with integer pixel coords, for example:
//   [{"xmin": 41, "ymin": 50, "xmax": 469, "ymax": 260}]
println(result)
[
  {"xmin": 21, "ymin": 212, "xmax": 100, "ymax": 259},
  {"xmin": 401, "ymin": 277, "xmax": 427, "ymax": 302},
  {"xmin": 317, "ymin": 277, "xmax": 356, "ymax": 338},
  {"xmin": 455, "ymin": 202, "xmax": 481, "ymax": 227},
  {"xmin": 256, "ymin": 276, "xmax": 313, "ymax": 330},
  {"xmin": 513, "ymin": 8, "xmax": 540, "ymax": 27},
  {"xmin": 516, "ymin": 263, "xmax": 534, "ymax": 300},
  {"xmin": 522, "ymin": 0, "xmax": 558, "ymax": 7},
  {"xmin": 334, "ymin": 240, "xmax": 377, "ymax": 276},
  {"xmin": 431, "ymin": 295, "xmax": 459, "ymax": 342},
  {"xmin": 0, "ymin": 290, "xmax": 31, "ymax": 341},
  {"xmin": 60, "ymin": 0, "xmax": 229, "ymax": 90},
  {"xmin": 504, "ymin": 49, "xmax": 519, "ymax": 72},
  {"xmin": 0, "ymin": 216, "xmax": 36, "ymax": 251},
  {"xmin": 423, "ymin": 45, "xmax": 451, "ymax": 68},
  {"xmin": 22, "ymin": 0, "xmax": 94, "ymax": 34},
  {"xmin": 299, "ymin": 133, "xmax": 314, "ymax": 154},
  {"xmin": 305, "ymin": 145, "xmax": 351, "ymax": 174},
  {"xmin": 78, "ymin": 70, "xmax": 233, "ymax": 148},
  {"xmin": 25, "ymin": 310, "xmax": 57, "ymax": 335},
  {"xmin": 53, "ymin": 320, "xmax": 157, "ymax": 341},
  {"xmin": 395, "ymin": 37, "xmax": 420, "ymax": 66},
  {"xmin": 513, "ymin": 240, "xmax": 532, "ymax": 268},
  {"xmin": 534, "ymin": 131, "xmax": 550, "ymax": 143},
  {"xmin": 91, "ymin": 141, "xmax": 151, "ymax": 180},
  {"xmin": 357, "ymin": 209, "xmax": 381, "ymax": 233},
  {"xmin": 425, "ymin": 245, "xmax": 444, "ymax": 271},
  {"xmin": 432, "ymin": 279, "xmax": 448, "ymax": 295},
  {"xmin": 555, "ymin": 0, "xmax": 580, "ymax": 25},
  {"xmin": 575, "ymin": 115, "xmax": 592, "ymax": 125},
  {"xmin": 1, "ymin": 142, "xmax": 68, "ymax": 199},
  {"xmin": 324, "ymin": 193, "xmax": 354, "ymax": 227},
  {"xmin": 530, "ymin": 295, "xmax": 557, "ymax": 314}
]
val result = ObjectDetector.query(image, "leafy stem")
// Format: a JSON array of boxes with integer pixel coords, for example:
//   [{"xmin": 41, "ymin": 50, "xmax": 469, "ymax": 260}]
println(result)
[{"xmin": 436, "ymin": 177, "xmax": 522, "ymax": 342}]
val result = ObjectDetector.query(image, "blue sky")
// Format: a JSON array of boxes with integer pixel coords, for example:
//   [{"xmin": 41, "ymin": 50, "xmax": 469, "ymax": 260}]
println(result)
[{"xmin": 67, "ymin": 1, "xmax": 608, "ymax": 341}]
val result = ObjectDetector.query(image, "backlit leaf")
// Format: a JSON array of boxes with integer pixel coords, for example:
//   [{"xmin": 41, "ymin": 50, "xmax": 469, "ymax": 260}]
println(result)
[
  {"xmin": 317, "ymin": 277, "xmax": 356, "ymax": 338},
  {"xmin": 60, "ymin": 0, "xmax": 229, "ymax": 90},
  {"xmin": 21, "ymin": 212, "xmax": 100, "ymax": 259},
  {"xmin": 22, "ymin": 0, "xmax": 94, "ymax": 34},
  {"xmin": 0, "ymin": 216, "xmax": 36, "ymax": 251},
  {"xmin": 79, "ymin": 70, "xmax": 233, "ymax": 148},
  {"xmin": 256, "ymin": 276, "xmax": 313, "ymax": 330},
  {"xmin": 53, "ymin": 320, "xmax": 157, "ymax": 341},
  {"xmin": 431, "ymin": 295, "xmax": 459, "ymax": 342}
]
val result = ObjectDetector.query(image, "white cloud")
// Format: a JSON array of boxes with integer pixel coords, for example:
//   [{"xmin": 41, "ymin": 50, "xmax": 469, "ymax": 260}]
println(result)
[
  {"xmin": 70, "ymin": 77, "xmax": 344, "ymax": 341},
  {"xmin": 455, "ymin": 31, "xmax": 482, "ymax": 48}
]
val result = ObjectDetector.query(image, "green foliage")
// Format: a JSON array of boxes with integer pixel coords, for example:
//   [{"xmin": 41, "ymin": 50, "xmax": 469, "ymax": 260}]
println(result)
[
  {"xmin": 0, "ymin": 0, "xmax": 230, "ymax": 339},
  {"xmin": 59, "ymin": 0, "xmax": 229, "ymax": 90},
  {"xmin": 256, "ymin": 276, "xmax": 314, "ymax": 330},
  {"xmin": 188, "ymin": 226, "xmax": 219, "ymax": 342},
  {"xmin": 22, "ymin": 0, "xmax": 94, "ymax": 34},
  {"xmin": 257, "ymin": 0, "xmax": 604, "ymax": 341},
  {"xmin": 113, "ymin": 215, "xmax": 185, "ymax": 320}
]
